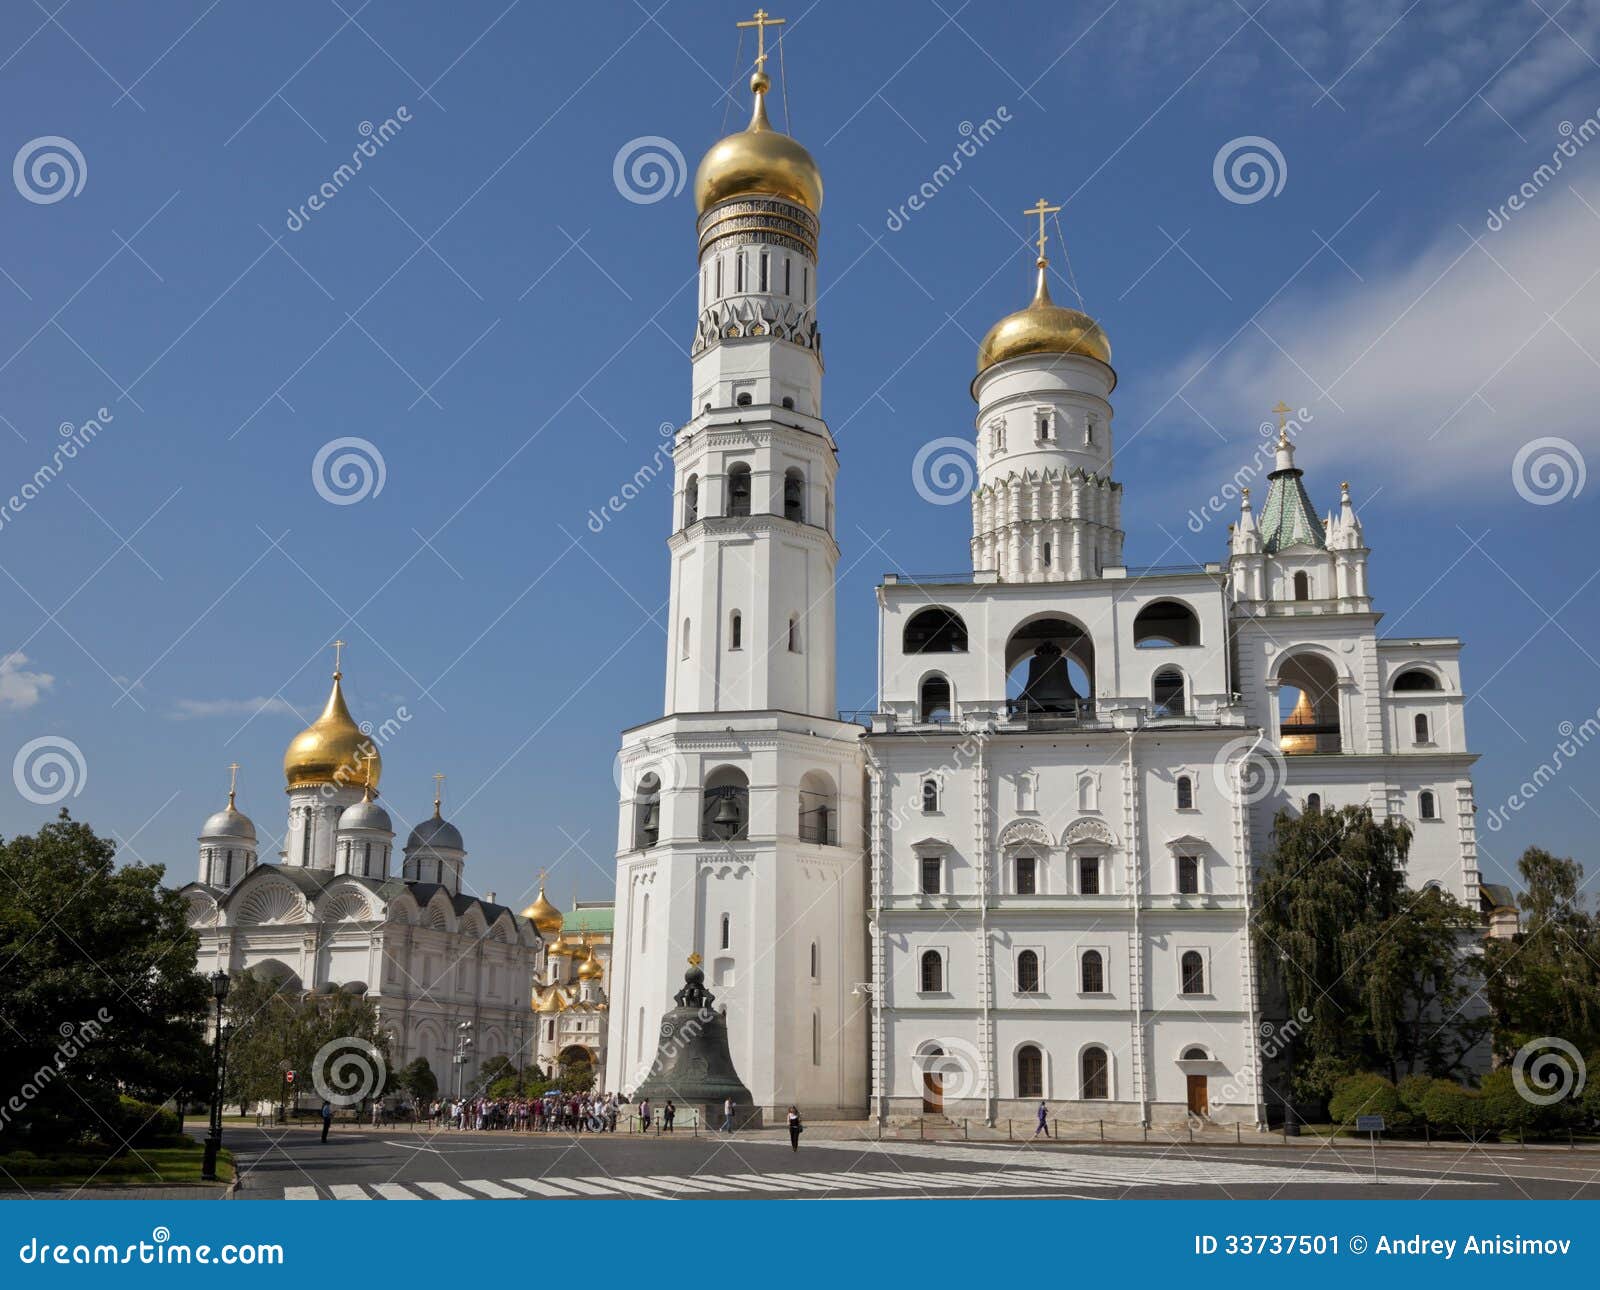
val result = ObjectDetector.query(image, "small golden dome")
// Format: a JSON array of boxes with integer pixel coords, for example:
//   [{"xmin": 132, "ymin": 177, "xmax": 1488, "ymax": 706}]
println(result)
[
  {"xmin": 283, "ymin": 671, "xmax": 381, "ymax": 791},
  {"xmin": 976, "ymin": 264, "xmax": 1111, "ymax": 378},
  {"xmin": 1280, "ymin": 688, "xmax": 1318, "ymax": 755},
  {"xmin": 694, "ymin": 72, "xmax": 822, "ymax": 214},
  {"xmin": 520, "ymin": 882, "xmax": 563, "ymax": 935},
  {"xmin": 577, "ymin": 951, "xmax": 604, "ymax": 981}
]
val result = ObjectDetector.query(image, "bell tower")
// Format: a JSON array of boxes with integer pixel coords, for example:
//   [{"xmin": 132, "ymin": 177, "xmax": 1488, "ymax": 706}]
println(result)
[{"xmin": 605, "ymin": 12, "xmax": 866, "ymax": 1119}]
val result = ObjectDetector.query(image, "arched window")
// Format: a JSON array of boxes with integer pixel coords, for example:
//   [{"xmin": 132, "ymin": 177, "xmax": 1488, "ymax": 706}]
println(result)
[
  {"xmin": 920, "ymin": 778, "xmax": 940, "ymax": 814},
  {"xmin": 1081, "ymin": 1046, "xmax": 1109, "ymax": 1099},
  {"xmin": 809, "ymin": 941, "xmax": 818, "ymax": 980},
  {"xmin": 1180, "ymin": 950, "xmax": 1205, "ymax": 995},
  {"xmin": 1015, "ymin": 853, "xmax": 1037, "ymax": 895},
  {"xmin": 783, "ymin": 468, "xmax": 805, "ymax": 522},
  {"xmin": 1080, "ymin": 949, "xmax": 1104, "ymax": 994},
  {"xmin": 1017, "ymin": 1044, "xmax": 1043, "ymax": 1098},
  {"xmin": 680, "ymin": 618, "xmax": 691, "ymax": 660},
  {"xmin": 683, "ymin": 474, "xmax": 699, "ymax": 527},
  {"xmin": 798, "ymin": 770, "xmax": 838, "ymax": 846},
  {"xmin": 1393, "ymin": 668, "xmax": 1441, "ymax": 692},
  {"xmin": 1078, "ymin": 772, "xmax": 1098, "ymax": 812},
  {"xmin": 811, "ymin": 1011, "xmax": 820, "ymax": 1065},
  {"xmin": 1133, "ymin": 600, "xmax": 1201, "ymax": 647},
  {"xmin": 633, "ymin": 772, "xmax": 661, "ymax": 850},
  {"xmin": 920, "ymin": 950, "xmax": 943, "ymax": 993},
  {"xmin": 919, "ymin": 674, "xmax": 952, "ymax": 723},
  {"xmin": 1016, "ymin": 950, "xmax": 1040, "ymax": 993},
  {"xmin": 735, "ymin": 391, "xmax": 753, "ymax": 406},
  {"xmin": 781, "ymin": 395, "xmax": 795, "ymax": 409},
  {"xmin": 787, "ymin": 614, "xmax": 802, "ymax": 653},
  {"xmin": 1414, "ymin": 713, "xmax": 1430, "ymax": 743},
  {"xmin": 903, "ymin": 607, "xmax": 969, "ymax": 653},
  {"xmin": 1152, "ymin": 668, "xmax": 1185, "ymax": 717},
  {"xmin": 727, "ymin": 463, "xmax": 752, "ymax": 515},
  {"xmin": 1182, "ymin": 1046, "xmax": 1208, "ymax": 1061},
  {"xmin": 1176, "ymin": 775, "xmax": 1194, "ymax": 810},
  {"xmin": 1293, "ymin": 571, "xmax": 1311, "ymax": 600},
  {"xmin": 1419, "ymin": 790, "xmax": 1437, "ymax": 820},
  {"xmin": 720, "ymin": 913, "xmax": 730, "ymax": 949},
  {"xmin": 1305, "ymin": 792, "xmax": 1322, "ymax": 814},
  {"xmin": 729, "ymin": 611, "xmax": 742, "ymax": 650},
  {"xmin": 1042, "ymin": 540, "xmax": 1052, "ymax": 567}
]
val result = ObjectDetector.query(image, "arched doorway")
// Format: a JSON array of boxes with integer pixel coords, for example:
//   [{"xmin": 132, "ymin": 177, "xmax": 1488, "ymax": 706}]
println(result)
[{"xmin": 1181, "ymin": 1046, "xmax": 1210, "ymax": 1117}]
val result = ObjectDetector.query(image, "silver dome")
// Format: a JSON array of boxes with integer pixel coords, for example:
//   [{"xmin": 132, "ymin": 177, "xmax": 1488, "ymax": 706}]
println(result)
[
  {"xmin": 405, "ymin": 814, "xmax": 464, "ymax": 852},
  {"xmin": 199, "ymin": 805, "xmax": 256, "ymax": 841},
  {"xmin": 339, "ymin": 798, "xmax": 394, "ymax": 834}
]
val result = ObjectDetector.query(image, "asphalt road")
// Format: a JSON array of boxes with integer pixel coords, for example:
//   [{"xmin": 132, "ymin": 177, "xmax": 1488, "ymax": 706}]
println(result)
[{"xmin": 225, "ymin": 1126, "xmax": 1600, "ymax": 1200}]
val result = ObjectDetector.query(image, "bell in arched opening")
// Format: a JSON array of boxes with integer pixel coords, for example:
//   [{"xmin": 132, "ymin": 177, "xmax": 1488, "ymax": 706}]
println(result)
[
  {"xmin": 1280, "ymin": 688, "xmax": 1317, "ymax": 755},
  {"xmin": 1018, "ymin": 642, "xmax": 1083, "ymax": 714}
]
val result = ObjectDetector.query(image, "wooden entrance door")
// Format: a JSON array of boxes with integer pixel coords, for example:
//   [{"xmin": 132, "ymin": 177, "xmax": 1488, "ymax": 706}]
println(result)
[
  {"xmin": 1186, "ymin": 1074, "xmax": 1208, "ymax": 1117},
  {"xmin": 922, "ymin": 1047, "xmax": 944, "ymax": 1114}
]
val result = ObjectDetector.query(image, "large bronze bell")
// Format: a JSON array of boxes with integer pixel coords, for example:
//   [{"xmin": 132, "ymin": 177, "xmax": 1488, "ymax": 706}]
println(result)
[{"xmin": 1018, "ymin": 642, "xmax": 1082, "ymax": 713}]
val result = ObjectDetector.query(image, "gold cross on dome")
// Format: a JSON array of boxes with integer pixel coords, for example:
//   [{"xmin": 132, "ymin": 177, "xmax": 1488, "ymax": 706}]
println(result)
[
  {"xmin": 433, "ymin": 772, "xmax": 446, "ymax": 815},
  {"xmin": 1271, "ymin": 400, "xmax": 1292, "ymax": 430},
  {"xmin": 227, "ymin": 762, "xmax": 240, "ymax": 807},
  {"xmin": 331, "ymin": 638, "xmax": 346, "ymax": 675},
  {"xmin": 736, "ymin": 8, "xmax": 786, "ymax": 74},
  {"xmin": 1024, "ymin": 197, "xmax": 1062, "ymax": 264},
  {"xmin": 688, "ymin": 952, "xmax": 704, "ymax": 966}
]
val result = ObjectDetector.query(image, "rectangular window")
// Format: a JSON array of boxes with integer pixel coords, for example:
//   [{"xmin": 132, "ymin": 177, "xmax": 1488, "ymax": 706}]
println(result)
[
  {"xmin": 920, "ymin": 855, "xmax": 942, "ymax": 895},
  {"xmin": 802, "ymin": 266, "xmax": 809, "ymax": 302},
  {"xmin": 785, "ymin": 257, "xmax": 792, "ymax": 295},
  {"xmin": 716, "ymin": 258, "xmax": 723, "ymax": 297},
  {"xmin": 1177, "ymin": 855, "xmax": 1199, "ymax": 895},
  {"xmin": 759, "ymin": 252, "xmax": 768, "ymax": 292},
  {"xmin": 736, "ymin": 254, "xmax": 745, "ymax": 292},
  {"xmin": 1079, "ymin": 856, "xmax": 1100, "ymax": 895},
  {"xmin": 1015, "ymin": 855, "xmax": 1036, "ymax": 895}
]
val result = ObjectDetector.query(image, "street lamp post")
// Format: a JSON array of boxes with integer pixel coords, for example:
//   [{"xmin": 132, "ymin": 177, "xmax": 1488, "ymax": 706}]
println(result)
[
  {"xmin": 200, "ymin": 969, "xmax": 230, "ymax": 1182},
  {"xmin": 452, "ymin": 1021, "xmax": 474, "ymax": 1101}
]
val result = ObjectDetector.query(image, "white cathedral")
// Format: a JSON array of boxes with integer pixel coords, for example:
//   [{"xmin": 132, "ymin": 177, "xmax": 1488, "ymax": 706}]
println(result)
[{"xmin": 604, "ymin": 21, "xmax": 1487, "ymax": 1127}]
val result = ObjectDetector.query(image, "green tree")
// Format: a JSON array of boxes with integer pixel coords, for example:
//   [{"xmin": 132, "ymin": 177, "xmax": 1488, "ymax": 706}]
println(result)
[
  {"xmin": 396, "ymin": 1058, "xmax": 438, "ymax": 1105},
  {"xmin": 1485, "ymin": 848, "xmax": 1600, "ymax": 1061},
  {"xmin": 1253, "ymin": 805, "xmax": 1487, "ymax": 1102},
  {"xmin": 223, "ymin": 978, "xmax": 391, "ymax": 1111},
  {"xmin": 0, "ymin": 811, "xmax": 209, "ymax": 1146}
]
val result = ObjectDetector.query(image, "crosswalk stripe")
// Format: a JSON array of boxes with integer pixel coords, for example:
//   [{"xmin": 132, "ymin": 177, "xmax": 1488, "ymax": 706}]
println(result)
[
  {"xmin": 283, "ymin": 1186, "xmax": 319, "ymax": 1200},
  {"xmin": 460, "ymin": 1180, "xmax": 526, "ymax": 1198},
  {"xmin": 329, "ymin": 1184, "xmax": 370, "ymax": 1200},
  {"xmin": 585, "ymin": 1176, "xmax": 670, "ymax": 1197},
  {"xmin": 372, "ymin": 1183, "xmax": 422, "ymax": 1200},
  {"xmin": 742, "ymin": 1172, "xmax": 829, "ymax": 1191},
  {"xmin": 784, "ymin": 1172, "xmax": 880, "ymax": 1190},
  {"xmin": 674, "ymin": 1173, "xmax": 787, "ymax": 1192},
  {"xmin": 633, "ymin": 1175, "xmax": 726, "ymax": 1194},
  {"xmin": 505, "ymin": 1177, "xmax": 577, "ymax": 1196},
  {"xmin": 414, "ymin": 1181, "xmax": 473, "ymax": 1199},
  {"xmin": 562, "ymin": 1177, "xmax": 627, "ymax": 1195}
]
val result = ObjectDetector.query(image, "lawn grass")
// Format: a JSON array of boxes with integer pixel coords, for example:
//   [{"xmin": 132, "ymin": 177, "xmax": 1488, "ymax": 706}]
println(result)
[{"xmin": 0, "ymin": 1138, "xmax": 232, "ymax": 1190}]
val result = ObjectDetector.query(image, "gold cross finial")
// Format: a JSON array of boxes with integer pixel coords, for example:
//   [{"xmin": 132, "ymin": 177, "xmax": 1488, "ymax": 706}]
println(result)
[
  {"xmin": 1271, "ymin": 401, "xmax": 1293, "ymax": 447},
  {"xmin": 687, "ymin": 952, "xmax": 703, "ymax": 966},
  {"xmin": 227, "ymin": 762, "xmax": 240, "ymax": 809},
  {"xmin": 331, "ymin": 638, "xmax": 346, "ymax": 676},
  {"xmin": 432, "ymin": 772, "xmax": 445, "ymax": 818},
  {"xmin": 736, "ymin": 8, "xmax": 786, "ymax": 75},
  {"xmin": 1024, "ymin": 197, "xmax": 1062, "ymax": 265}
]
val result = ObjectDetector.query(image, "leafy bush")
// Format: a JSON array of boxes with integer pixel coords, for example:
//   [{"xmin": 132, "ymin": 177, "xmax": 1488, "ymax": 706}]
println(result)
[
  {"xmin": 1416, "ymin": 1078, "xmax": 1482, "ymax": 1134},
  {"xmin": 110, "ymin": 1096, "xmax": 182, "ymax": 1146},
  {"xmin": 1397, "ymin": 1074, "xmax": 1434, "ymax": 1119},
  {"xmin": 1328, "ymin": 1073, "xmax": 1408, "ymax": 1128}
]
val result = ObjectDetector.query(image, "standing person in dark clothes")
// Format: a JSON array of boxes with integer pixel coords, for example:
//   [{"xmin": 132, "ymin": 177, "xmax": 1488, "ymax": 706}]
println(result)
[
  {"xmin": 787, "ymin": 1105, "xmax": 802, "ymax": 1152},
  {"xmin": 320, "ymin": 1100, "xmax": 333, "ymax": 1143}
]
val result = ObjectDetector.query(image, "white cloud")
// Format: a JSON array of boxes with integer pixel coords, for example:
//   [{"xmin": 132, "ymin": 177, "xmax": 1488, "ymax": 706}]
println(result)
[
  {"xmin": 0, "ymin": 653, "xmax": 53, "ymax": 710},
  {"xmin": 170, "ymin": 696, "xmax": 298, "ymax": 721},
  {"xmin": 1154, "ymin": 177, "xmax": 1600, "ymax": 499}
]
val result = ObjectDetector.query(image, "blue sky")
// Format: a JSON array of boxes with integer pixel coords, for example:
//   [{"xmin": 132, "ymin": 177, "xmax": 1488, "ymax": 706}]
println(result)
[{"xmin": 0, "ymin": 0, "xmax": 1596, "ymax": 909}]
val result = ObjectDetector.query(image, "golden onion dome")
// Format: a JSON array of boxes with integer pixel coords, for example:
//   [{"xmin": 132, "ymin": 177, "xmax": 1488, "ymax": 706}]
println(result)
[
  {"xmin": 533, "ymin": 987, "xmax": 567, "ymax": 1014},
  {"xmin": 577, "ymin": 951, "xmax": 604, "ymax": 981},
  {"xmin": 976, "ymin": 263, "xmax": 1111, "ymax": 380},
  {"xmin": 694, "ymin": 71, "xmax": 822, "ymax": 215},
  {"xmin": 547, "ymin": 936, "xmax": 582, "ymax": 959},
  {"xmin": 519, "ymin": 882, "xmax": 563, "ymax": 935},
  {"xmin": 283, "ymin": 670, "xmax": 381, "ymax": 792}
]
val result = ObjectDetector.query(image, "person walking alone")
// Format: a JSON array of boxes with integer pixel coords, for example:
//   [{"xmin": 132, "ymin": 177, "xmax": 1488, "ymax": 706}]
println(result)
[
  {"xmin": 1034, "ymin": 1099, "xmax": 1050, "ymax": 1139},
  {"xmin": 663, "ymin": 1100, "xmax": 675, "ymax": 1133},
  {"xmin": 786, "ymin": 1105, "xmax": 802, "ymax": 1152},
  {"xmin": 320, "ymin": 1099, "xmax": 333, "ymax": 1143},
  {"xmin": 721, "ymin": 1096, "xmax": 734, "ymax": 1133}
]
